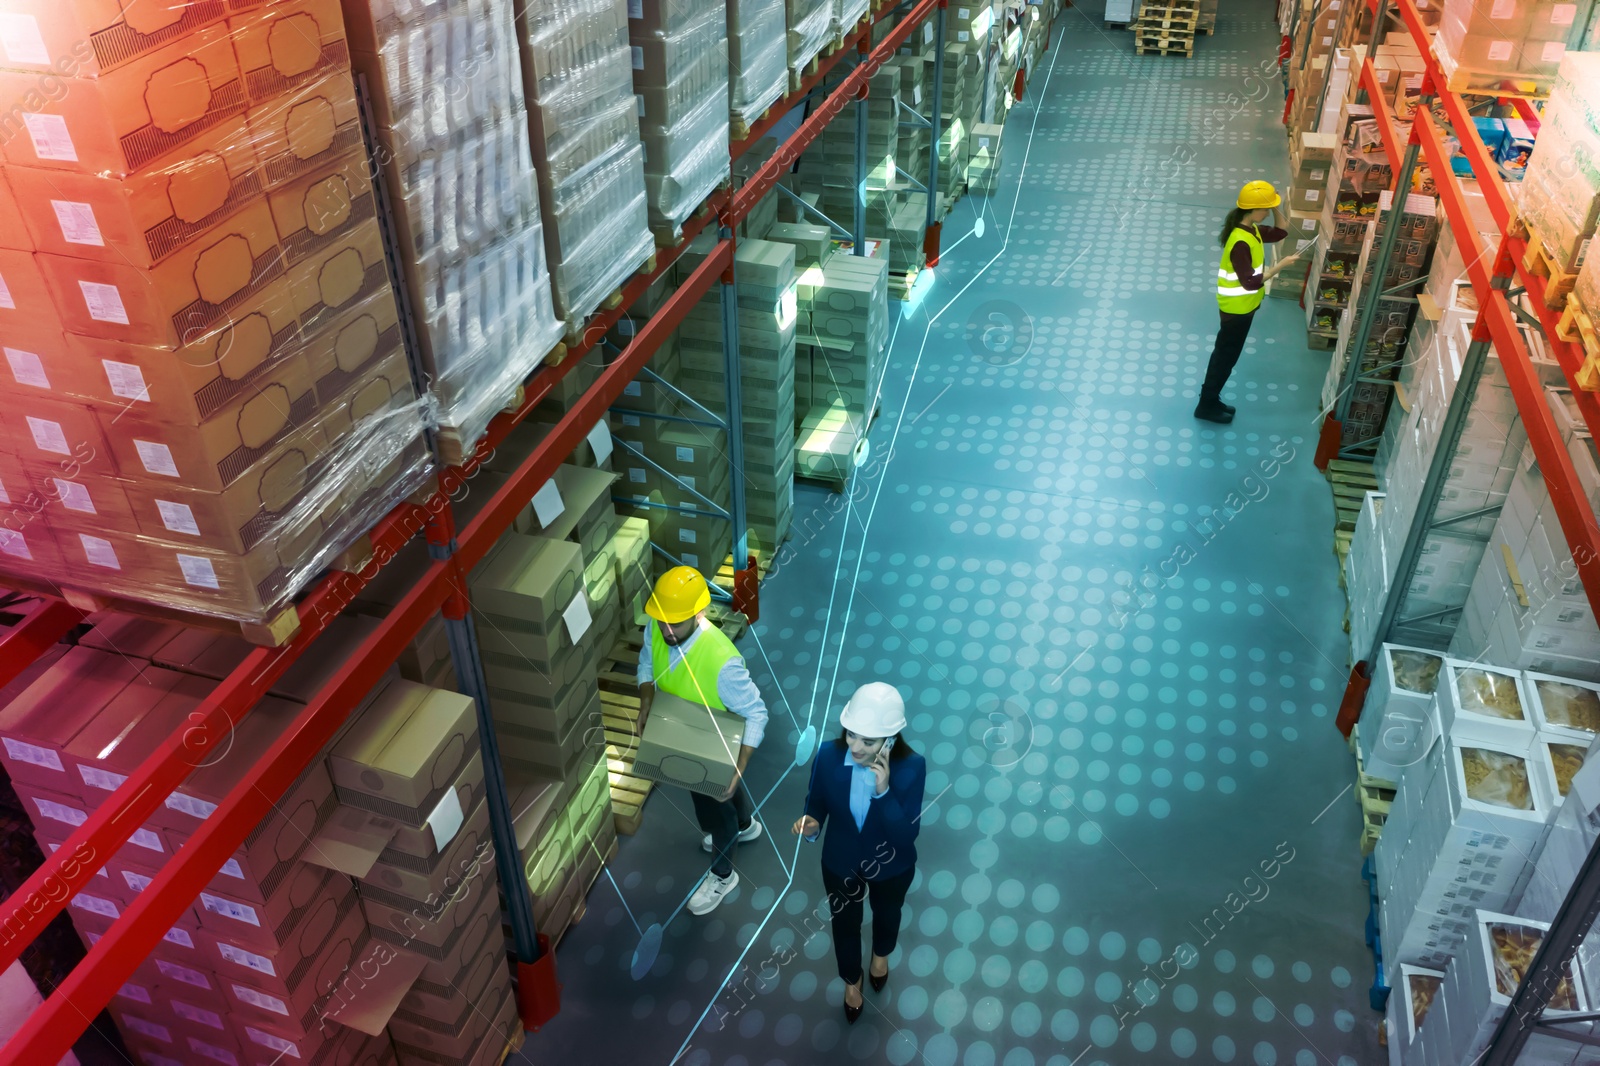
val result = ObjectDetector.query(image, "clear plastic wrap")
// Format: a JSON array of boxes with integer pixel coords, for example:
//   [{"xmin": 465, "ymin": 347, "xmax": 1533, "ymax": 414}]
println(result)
[
  {"xmin": 347, "ymin": 0, "xmax": 566, "ymax": 447},
  {"xmin": 519, "ymin": 0, "xmax": 654, "ymax": 319},
  {"xmin": 632, "ymin": 3, "xmax": 732, "ymax": 229},
  {"xmin": 0, "ymin": 4, "xmax": 437, "ymax": 627},
  {"xmin": 728, "ymin": 0, "xmax": 790, "ymax": 125},
  {"xmin": 1432, "ymin": 0, "xmax": 1581, "ymax": 93},
  {"xmin": 786, "ymin": 0, "xmax": 834, "ymax": 77},
  {"xmin": 1517, "ymin": 54, "xmax": 1600, "ymax": 275},
  {"xmin": 1460, "ymin": 747, "xmax": 1533, "ymax": 809},
  {"xmin": 833, "ymin": 0, "xmax": 871, "ymax": 38}
]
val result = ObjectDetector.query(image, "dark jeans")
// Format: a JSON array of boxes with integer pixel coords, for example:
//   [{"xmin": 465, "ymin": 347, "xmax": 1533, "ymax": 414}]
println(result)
[
  {"xmin": 821, "ymin": 865, "xmax": 916, "ymax": 985},
  {"xmin": 1199, "ymin": 308, "xmax": 1257, "ymax": 405},
  {"xmin": 692, "ymin": 783, "xmax": 754, "ymax": 878}
]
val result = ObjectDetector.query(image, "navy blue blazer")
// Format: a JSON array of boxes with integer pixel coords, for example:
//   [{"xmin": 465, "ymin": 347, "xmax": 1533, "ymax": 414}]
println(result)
[{"xmin": 803, "ymin": 743, "xmax": 926, "ymax": 881}]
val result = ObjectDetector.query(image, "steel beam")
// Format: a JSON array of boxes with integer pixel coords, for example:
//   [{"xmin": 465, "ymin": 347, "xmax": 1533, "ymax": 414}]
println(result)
[
  {"xmin": 721, "ymin": 234, "xmax": 750, "ymax": 562},
  {"xmin": 854, "ymin": 90, "xmax": 869, "ymax": 255}
]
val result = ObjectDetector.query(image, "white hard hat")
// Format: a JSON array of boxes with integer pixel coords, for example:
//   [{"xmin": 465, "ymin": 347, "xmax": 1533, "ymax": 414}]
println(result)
[{"xmin": 839, "ymin": 682, "xmax": 907, "ymax": 738}]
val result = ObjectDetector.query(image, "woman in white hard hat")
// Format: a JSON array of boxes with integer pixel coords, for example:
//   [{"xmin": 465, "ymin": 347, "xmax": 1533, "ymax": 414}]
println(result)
[
  {"xmin": 792, "ymin": 682, "xmax": 926, "ymax": 1025},
  {"xmin": 1196, "ymin": 180, "xmax": 1302, "ymax": 424}
]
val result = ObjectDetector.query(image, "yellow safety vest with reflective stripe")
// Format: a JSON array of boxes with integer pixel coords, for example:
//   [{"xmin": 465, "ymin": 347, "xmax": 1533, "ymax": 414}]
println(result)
[
  {"xmin": 650, "ymin": 620, "xmax": 737, "ymax": 710},
  {"xmin": 1217, "ymin": 226, "xmax": 1265, "ymax": 314}
]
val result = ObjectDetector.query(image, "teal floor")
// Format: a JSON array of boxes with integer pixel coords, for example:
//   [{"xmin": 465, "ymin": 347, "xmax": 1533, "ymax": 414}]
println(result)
[{"xmin": 522, "ymin": 5, "xmax": 1381, "ymax": 1064}]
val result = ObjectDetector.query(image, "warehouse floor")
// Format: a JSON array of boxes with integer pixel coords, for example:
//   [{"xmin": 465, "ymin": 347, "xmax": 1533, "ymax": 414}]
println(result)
[{"xmin": 522, "ymin": 6, "xmax": 1381, "ymax": 1065}]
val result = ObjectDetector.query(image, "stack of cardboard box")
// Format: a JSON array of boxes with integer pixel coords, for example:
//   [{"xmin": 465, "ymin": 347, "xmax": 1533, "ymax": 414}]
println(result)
[
  {"xmin": 515, "ymin": 0, "xmax": 654, "ymax": 323},
  {"xmin": 795, "ymin": 247, "xmax": 889, "ymax": 484},
  {"xmin": 1433, "ymin": 0, "xmax": 1581, "ymax": 95},
  {"xmin": 328, "ymin": 678, "xmax": 520, "ymax": 1066},
  {"xmin": 341, "ymin": 0, "xmax": 565, "ymax": 456},
  {"xmin": 728, "ymin": 0, "xmax": 789, "ymax": 132},
  {"xmin": 630, "ymin": 0, "xmax": 731, "ymax": 238},
  {"xmin": 1517, "ymin": 55, "xmax": 1600, "ymax": 284},
  {"xmin": 0, "ymin": 0, "xmax": 431, "ymax": 629},
  {"xmin": 967, "ymin": 122, "xmax": 1003, "ymax": 194},
  {"xmin": 814, "ymin": 68, "xmax": 901, "ymax": 238},
  {"xmin": 785, "ymin": 0, "xmax": 834, "ymax": 90},
  {"xmin": 509, "ymin": 736, "xmax": 616, "ymax": 944}
]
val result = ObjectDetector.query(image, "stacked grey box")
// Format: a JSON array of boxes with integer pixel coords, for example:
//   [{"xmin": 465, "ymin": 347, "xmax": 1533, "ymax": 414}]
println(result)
[
  {"xmin": 516, "ymin": 0, "xmax": 655, "ymax": 320},
  {"xmin": 631, "ymin": 0, "xmax": 732, "ymax": 233}
]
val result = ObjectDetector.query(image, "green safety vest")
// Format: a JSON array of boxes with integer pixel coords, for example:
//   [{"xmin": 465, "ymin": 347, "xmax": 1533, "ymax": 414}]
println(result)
[
  {"xmin": 650, "ymin": 620, "xmax": 738, "ymax": 710},
  {"xmin": 1217, "ymin": 226, "xmax": 1265, "ymax": 314}
]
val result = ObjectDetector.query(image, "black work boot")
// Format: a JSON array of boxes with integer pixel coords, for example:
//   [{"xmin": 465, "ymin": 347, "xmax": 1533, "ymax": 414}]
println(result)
[{"xmin": 1193, "ymin": 400, "xmax": 1234, "ymax": 424}]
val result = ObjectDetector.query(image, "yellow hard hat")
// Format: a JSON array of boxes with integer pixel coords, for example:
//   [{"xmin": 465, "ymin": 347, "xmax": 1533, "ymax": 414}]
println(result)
[
  {"xmin": 1237, "ymin": 180, "xmax": 1281, "ymax": 210},
  {"xmin": 646, "ymin": 566, "xmax": 711, "ymax": 624}
]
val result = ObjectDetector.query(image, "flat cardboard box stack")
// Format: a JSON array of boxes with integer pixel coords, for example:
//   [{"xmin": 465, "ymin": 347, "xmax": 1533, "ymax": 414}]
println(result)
[
  {"xmin": 785, "ymin": 0, "xmax": 834, "ymax": 89},
  {"xmin": 797, "ymin": 247, "xmax": 889, "ymax": 415},
  {"xmin": 885, "ymin": 58, "xmax": 931, "ymax": 197},
  {"xmin": 1517, "ymin": 55, "xmax": 1600, "ymax": 277},
  {"xmin": 813, "ymin": 68, "xmax": 901, "ymax": 235},
  {"xmin": 728, "ymin": 0, "xmax": 789, "ymax": 129},
  {"xmin": 967, "ymin": 123, "xmax": 1003, "ymax": 195},
  {"xmin": 509, "ymin": 739, "xmax": 616, "ymax": 943},
  {"xmin": 472, "ymin": 528, "xmax": 617, "ymax": 788},
  {"xmin": 630, "ymin": 0, "xmax": 731, "ymax": 235},
  {"xmin": 341, "ymin": 0, "xmax": 565, "ymax": 454},
  {"xmin": 0, "ymin": 0, "xmax": 432, "ymax": 627},
  {"xmin": 327, "ymin": 677, "xmax": 520, "ymax": 1066},
  {"xmin": 515, "ymin": 0, "xmax": 654, "ymax": 322},
  {"xmin": 674, "ymin": 238, "xmax": 799, "ymax": 559},
  {"xmin": 0, "ymin": 644, "xmax": 400, "ymax": 1064}
]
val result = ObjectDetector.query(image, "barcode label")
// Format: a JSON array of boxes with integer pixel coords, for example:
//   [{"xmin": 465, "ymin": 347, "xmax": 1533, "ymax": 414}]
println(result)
[
  {"xmin": 52, "ymin": 479, "xmax": 95, "ymax": 514},
  {"xmin": 221, "ymin": 857, "xmax": 244, "ymax": 880},
  {"xmin": 156, "ymin": 959, "xmax": 212, "ymax": 990},
  {"xmin": 0, "ymin": 529, "xmax": 33, "ymax": 561},
  {"xmin": 187, "ymin": 1038, "xmax": 238, "ymax": 1066},
  {"xmin": 170, "ymin": 999, "xmax": 222, "ymax": 1028},
  {"xmin": 121, "ymin": 1016, "xmax": 170, "ymax": 1042},
  {"xmin": 27, "ymin": 417, "xmax": 68, "ymax": 454},
  {"xmin": 34, "ymin": 798, "xmax": 86, "ymax": 826},
  {"xmin": 164, "ymin": 926, "xmax": 195, "ymax": 949},
  {"xmin": 244, "ymin": 1028, "xmax": 300, "ymax": 1058},
  {"xmin": 80, "ymin": 764, "xmax": 127, "ymax": 791},
  {"xmin": 51, "ymin": 200, "xmax": 104, "ymax": 246},
  {"xmin": 202, "ymin": 893, "xmax": 261, "ymax": 927},
  {"xmin": 71, "ymin": 893, "xmax": 119, "ymax": 918},
  {"xmin": 218, "ymin": 941, "xmax": 277, "ymax": 977},
  {"xmin": 135, "ymin": 439, "xmax": 180, "ymax": 477},
  {"xmin": 0, "ymin": 271, "xmax": 11, "ymax": 308},
  {"xmin": 0, "ymin": 14, "xmax": 49, "ymax": 64},
  {"xmin": 5, "ymin": 347, "xmax": 49, "ymax": 388},
  {"xmin": 176, "ymin": 554, "xmax": 221, "ymax": 590},
  {"xmin": 102, "ymin": 360, "xmax": 150, "ymax": 401},
  {"xmin": 117, "ymin": 983, "xmax": 153, "ymax": 1005},
  {"xmin": 3, "ymin": 738, "xmax": 62, "ymax": 772},
  {"xmin": 23, "ymin": 113, "xmax": 76, "ymax": 161},
  {"xmin": 78, "ymin": 280, "xmax": 129, "ymax": 324},
  {"xmin": 130, "ymin": 827, "xmax": 163, "ymax": 852},
  {"xmin": 231, "ymin": 983, "xmax": 288, "ymax": 1015},
  {"xmin": 166, "ymin": 790, "xmax": 217, "ymax": 819},
  {"xmin": 157, "ymin": 500, "xmax": 201, "ymax": 536},
  {"xmin": 123, "ymin": 870, "xmax": 152, "ymax": 894}
]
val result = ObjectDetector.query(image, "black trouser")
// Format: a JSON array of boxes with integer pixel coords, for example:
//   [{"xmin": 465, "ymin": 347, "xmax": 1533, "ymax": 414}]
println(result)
[
  {"xmin": 692, "ymin": 783, "xmax": 753, "ymax": 878},
  {"xmin": 821, "ymin": 865, "xmax": 916, "ymax": 985},
  {"xmin": 1199, "ymin": 308, "xmax": 1257, "ymax": 405}
]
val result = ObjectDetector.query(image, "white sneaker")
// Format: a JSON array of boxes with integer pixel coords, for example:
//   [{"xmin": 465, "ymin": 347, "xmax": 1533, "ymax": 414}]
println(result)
[
  {"xmin": 701, "ymin": 820, "xmax": 763, "ymax": 853},
  {"xmin": 687, "ymin": 870, "xmax": 739, "ymax": 915}
]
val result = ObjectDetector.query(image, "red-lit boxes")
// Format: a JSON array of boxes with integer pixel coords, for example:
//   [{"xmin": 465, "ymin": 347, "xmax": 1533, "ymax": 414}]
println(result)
[
  {"xmin": 327, "ymin": 677, "xmax": 518, "ymax": 1066},
  {"xmin": 0, "ymin": 0, "xmax": 430, "ymax": 628}
]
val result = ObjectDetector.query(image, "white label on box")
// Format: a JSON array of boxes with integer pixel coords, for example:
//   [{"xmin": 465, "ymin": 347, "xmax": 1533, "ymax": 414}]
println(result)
[
  {"xmin": 36, "ymin": 798, "xmax": 85, "ymax": 825},
  {"xmin": 166, "ymin": 790, "xmax": 217, "ymax": 819},
  {"xmin": 563, "ymin": 590, "xmax": 593, "ymax": 644},
  {"xmin": 679, "ymin": 529, "xmax": 696, "ymax": 544},
  {"xmin": 176, "ymin": 554, "xmax": 220, "ymax": 590},
  {"xmin": 0, "ymin": 14, "xmax": 49, "ymax": 65},
  {"xmin": 628, "ymin": 0, "xmax": 642, "ymax": 15},
  {"xmin": 157, "ymin": 500, "xmax": 200, "ymax": 536},
  {"xmin": 118, "ymin": 983, "xmax": 153, "ymax": 1005},
  {"xmin": 202, "ymin": 893, "xmax": 260, "ymax": 927},
  {"xmin": 27, "ymin": 417, "xmax": 68, "ymax": 454},
  {"xmin": 631, "ymin": 45, "xmax": 642, "ymax": 69},
  {"xmin": 0, "ymin": 529, "xmax": 33, "ymax": 561},
  {"xmin": 531, "ymin": 477, "xmax": 565, "ymax": 528},
  {"xmin": 1490, "ymin": 0, "xmax": 1514, "ymax": 15},
  {"xmin": 79, "ymin": 764, "xmax": 127, "ymax": 791},
  {"xmin": 51, "ymin": 200, "xmax": 104, "ymax": 246},
  {"xmin": 218, "ymin": 941, "xmax": 277, "ymax": 978},
  {"xmin": 231, "ymin": 983, "xmax": 288, "ymax": 1015},
  {"xmin": 1305, "ymin": 190, "xmax": 1319, "ymax": 202},
  {"xmin": 636, "ymin": 93, "xmax": 645, "ymax": 118},
  {"xmin": 5, "ymin": 347, "xmax": 49, "ymax": 389},
  {"xmin": 170, "ymin": 1000, "xmax": 222, "ymax": 1029},
  {"xmin": 80, "ymin": 534, "xmax": 120, "ymax": 570},
  {"xmin": 132, "ymin": 441, "xmax": 178, "ymax": 479},
  {"xmin": 1488, "ymin": 40, "xmax": 1513, "ymax": 59},
  {"xmin": 621, "ymin": 413, "xmax": 640, "ymax": 427},
  {"xmin": 71, "ymin": 893, "xmax": 118, "ymax": 918},
  {"xmin": 220, "ymin": 857, "xmax": 244, "ymax": 880},
  {"xmin": 4, "ymin": 738, "xmax": 61, "ymax": 772},
  {"xmin": 427, "ymin": 787, "xmax": 464, "ymax": 851},
  {"xmin": 53, "ymin": 479, "xmax": 94, "ymax": 514},
  {"xmin": 130, "ymin": 827, "xmax": 163, "ymax": 852},
  {"xmin": 121, "ymin": 871, "xmax": 150, "ymax": 893},
  {"xmin": 23, "ymin": 113, "xmax": 76, "ymax": 161},
  {"xmin": 913, "ymin": 85, "xmax": 923, "ymax": 106},
  {"xmin": 680, "ymin": 475, "xmax": 696, "ymax": 491},
  {"xmin": 586, "ymin": 420, "xmax": 613, "ymax": 465},
  {"xmin": 121, "ymin": 1016, "xmax": 169, "ymax": 1042},
  {"xmin": 164, "ymin": 926, "xmax": 194, "ymax": 949},
  {"xmin": 1542, "ymin": 41, "xmax": 1566, "ymax": 61},
  {"xmin": 675, "ymin": 446, "xmax": 694, "ymax": 463},
  {"xmin": 188, "ymin": 1038, "xmax": 238, "ymax": 1066},
  {"xmin": 245, "ymin": 1029, "xmax": 299, "ymax": 1058},
  {"xmin": 958, "ymin": 29, "xmax": 969, "ymax": 41},
  {"xmin": 924, "ymin": 22, "xmax": 934, "ymax": 42},
  {"xmin": 157, "ymin": 960, "xmax": 211, "ymax": 990},
  {"xmin": 0, "ymin": 272, "xmax": 12, "ymax": 309},
  {"xmin": 78, "ymin": 280, "xmax": 128, "ymax": 324},
  {"xmin": 0, "ymin": 477, "xmax": 9, "ymax": 504},
  {"xmin": 624, "ymin": 381, "xmax": 641, "ymax": 395},
  {"xmin": 629, "ymin": 467, "xmax": 646, "ymax": 484},
  {"xmin": 682, "ymin": 552, "xmax": 699, "ymax": 567},
  {"xmin": 102, "ymin": 360, "xmax": 150, "ymax": 401},
  {"xmin": 1551, "ymin": 2, "xmax": 1576, "ymax": 22},
  {"xmin": 1300, "ymin": 217, "xmax": 1316, "ymax": 231}
]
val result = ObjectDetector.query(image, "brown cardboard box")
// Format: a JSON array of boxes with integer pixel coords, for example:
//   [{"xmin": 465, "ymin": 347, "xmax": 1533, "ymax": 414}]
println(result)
[
  {"xmin": 0, "ymin": 395, "xmax": 117, "ymax": 477},
  {"xmin": 470, "ymin": 533, "xmax": 585, "ymax": 626},
  {"xmin": 0, "ymin": 249, "xmax": 66, "ymax": 338},
  {"xmin": 0, "ymin": 23, "xmax": 249, "ymax": 175},
  {"xmin": 229, "ymin": 0, "xmax": 352, "ymax": 105},
  {"xmin": 36, "ymin": 198, "xmax": 287, "ymax": 347},
  {"xmin": 288, "ymin": 217, "xmax": 391, "ymax": 334},
  {"xmin": 0, "ymin": 169, "xmax": 32, "ymax": 249},
  {"xmin": 0, "ymin": 645, "xmax": 144, "ymax": 792},
  {"xmin": 0, "ymin": 0, "xmax": 232, "ymax": 77},
  {"xmin": 360, "ymin": 854, "xmax": 493, "ymax": 955},
  {"xmin": 247, "ymin": 72, "xmax": 363, "ymax": 193},
  {"xmin": 266, "ymin": 148, "xmax": 377, "ymax": 266},
  {"xmin": 0, "ymin": 514, "xmax": 66, "ymax": 575},
  {"xmin": 214, "ymin": 890, "xmax": 366, "ymax": 1034},
  {"xmin": 361, "ymin": 797, "xmax": 493, "ymax": 904},
  {"xmin": 194, "ymin": 861, "xmax": 345, "ymax": 953},
  {"xmin": 385, "ymin": 971, "xmax": 511, "ymax": 1054},
  {"xmin": 18, "ymin": 781, "xmax": 174, "ymax": 869},
  {"xmin": 302, "ymin": 287, "xmax": 402, "ymax": 402},
  {"xmin": 388, "ymin": 934, "xmax": 505, "ymax": 1038},
  {"xmin": 62, "ymin": 664, "xmax": 214, "ymax": 805},
  {"xmin": 329, "ymin": 678, "xmax": 479, "ymax": 817},
  {"xmin": 381, "ymin": 750, "xmax": 485, "ymax": 860},
  {"xmin": 14, "ymin": 465, "xmax": 137, "ymax": 536},
  {"xmin": 3, "ymin": 131, "xmax": 265, "ymax": 266},
  {"xmin": 393, "ymin": 985, "xmax": 517, "ymax": 1066},
  {"xmin": 154, "ymin": 967, "xmax": 233, "ymax": 1017}
]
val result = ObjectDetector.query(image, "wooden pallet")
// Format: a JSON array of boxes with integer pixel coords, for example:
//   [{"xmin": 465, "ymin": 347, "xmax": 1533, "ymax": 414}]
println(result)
[
  {"xmin": 796, "ymin": 403, "xmax": 880, "ymax": 494},
  {"xmin": 713, "ymin": 539, "xmax": 786, "ymax": 588},
  {"xmin": 563, "ymin": 252, "xmax": 659, "ymax": 344},
  {"xmin": 1520, "ymin": 229, "xmax": 1579, "ymax": 310},
  {"xmin": 1196, "ymin": 10, "xmax": 1216, "ymax": 32},
  {"xmin": 1136, "ymin": 7, "xmax": 1198, "ymax": 29},
  {"xmin": 1327, "ymin": 458, "xmax": 1378, "ymax": 536},
  {"xmin": 1307, "ymin": 330, "xmax": 1338, "ymax": 351},
  {"xmin": 1352, "ymin": 734, "xmax": 1397, "ymax": 855},
  {"xmin": 496, "ymin": 1026, "xmax": 526, "ymax": 1066},
  {"xmin": 649, "ymin": 182, "xmax": 729, "ymax": 249},
  {"xmin": 731, "ymin": 101, "xmax": 777, "ymax": 144},
  {"xmin": 1556, "ymin": 293, "xmax": 1600, "ymax": 391},
  {"xmin": 1134, "ymin": 37, "xmax": 1193, "ymax": 55}
]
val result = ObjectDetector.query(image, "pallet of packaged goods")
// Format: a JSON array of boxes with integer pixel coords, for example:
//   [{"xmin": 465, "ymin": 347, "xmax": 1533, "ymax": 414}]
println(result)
[
  {"xmin": 786, "ymin": 0, "xmax": 834, "ymax": 91},
  {"xmin": 729, "ymin": 0, "xmax": 789, "ymax": 140},
  {"xmin": 0, "ymin": 0, "xmax": 436, "ymax": 648}
]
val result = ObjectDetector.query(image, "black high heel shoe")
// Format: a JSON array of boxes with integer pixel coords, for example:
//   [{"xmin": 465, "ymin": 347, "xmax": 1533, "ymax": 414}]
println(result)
[
  {"xmin": 844, "ymin": 983, "xmax": 864, "ymax": 1024},
  {"xmin": 869, "ymin": 966, "xmax": 888, "ymax": 992}
]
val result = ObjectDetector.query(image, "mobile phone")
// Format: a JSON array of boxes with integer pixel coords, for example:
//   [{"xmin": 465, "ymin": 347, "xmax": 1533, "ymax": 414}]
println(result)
[{"xmin": 881, "ymin": 737, "xmax": 895, "ymax": 757}]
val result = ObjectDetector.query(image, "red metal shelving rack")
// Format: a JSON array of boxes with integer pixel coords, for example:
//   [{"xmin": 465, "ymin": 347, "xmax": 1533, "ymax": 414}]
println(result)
[{"xmin": 0, "ymin": 1, "xmax": 950, "ymax": 1061}]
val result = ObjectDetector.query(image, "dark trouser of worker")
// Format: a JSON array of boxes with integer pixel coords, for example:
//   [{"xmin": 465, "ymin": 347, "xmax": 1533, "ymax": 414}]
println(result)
[
  {"xmin": 693, "ymin": 783, "xmax": 754, "ymax": 878},
  {"xmin": 1198, "ymin": 308, "xmax": 1256, "ymax": 408},
  {"xmin": 821, "ymin": 865, "xmax": 916, "ymax": 985}
]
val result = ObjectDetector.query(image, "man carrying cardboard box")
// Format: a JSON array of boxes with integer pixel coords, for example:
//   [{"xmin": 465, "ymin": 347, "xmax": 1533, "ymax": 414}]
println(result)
[{"xmin": 636, "ymin": 566, "xmax": 769, "ymax": 915}]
